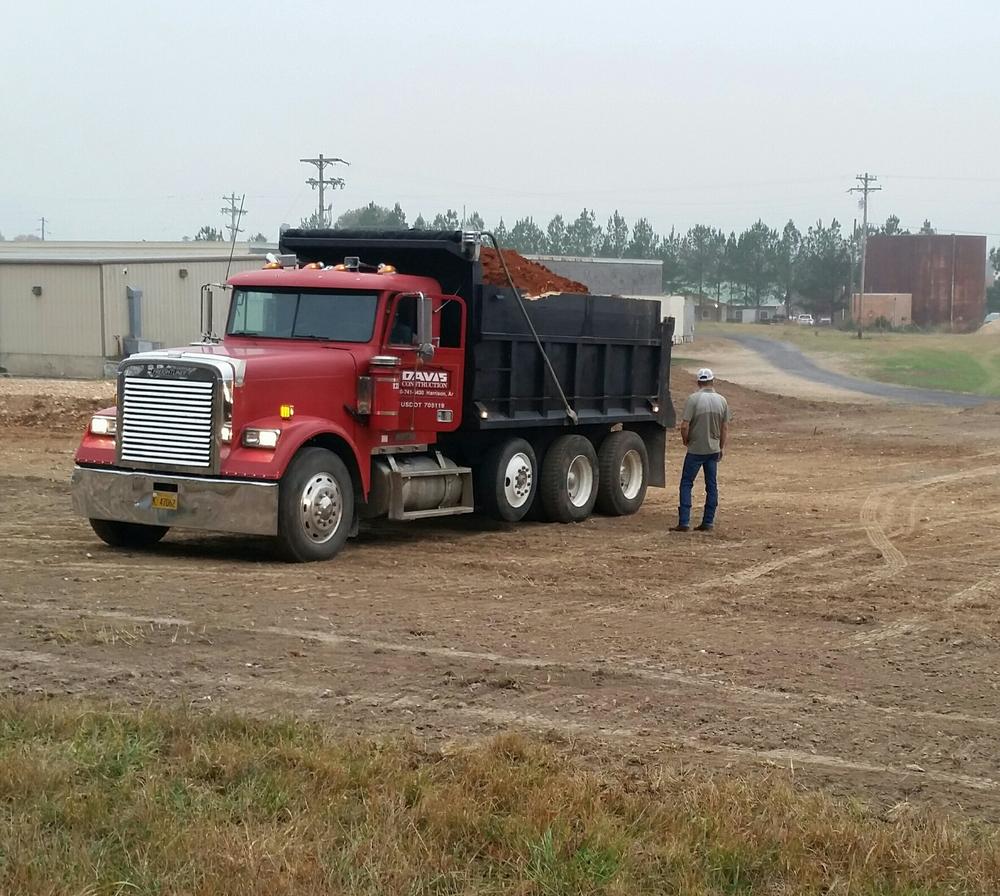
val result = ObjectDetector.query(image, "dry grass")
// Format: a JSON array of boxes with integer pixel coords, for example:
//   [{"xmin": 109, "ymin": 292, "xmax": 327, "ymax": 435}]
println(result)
[{"xmin": 0, "ymin": 699, "xmax": 997, "ymax": 895}]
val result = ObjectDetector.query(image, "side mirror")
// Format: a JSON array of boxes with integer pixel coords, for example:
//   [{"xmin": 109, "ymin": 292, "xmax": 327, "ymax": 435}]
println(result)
[{"xmin": 416, "ymin": 293, "xmax": 435, "ymax": 361}]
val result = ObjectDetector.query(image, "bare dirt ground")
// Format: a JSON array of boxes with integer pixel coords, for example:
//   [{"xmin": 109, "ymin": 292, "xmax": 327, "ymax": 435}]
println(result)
[{"xmin": 3, "ymin": 371, "xmax": 1000, "ymax": 818}]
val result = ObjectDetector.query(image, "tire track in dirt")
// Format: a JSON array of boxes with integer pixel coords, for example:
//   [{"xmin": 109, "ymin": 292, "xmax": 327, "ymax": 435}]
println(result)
[
  {"xmin": 945, "ymin": 572, "xmax": 1000, "ymax": 610},
  {"xmin": 698, "ymin": 463, "xmax": 1000, "ymax": 631},
  {"xmin": 859, "ymin": 492, "xmax": 908, "ymax": 575},
  {"xmin": 5, "ymin": 598, "xmax": 997, "ymax": 730},
  {"xmin": 589, "ymin": 464, "xmax": 1000, "ymax": 619},
  {"xmin": 0, "ymin": 556, "xmax": 294, "ymax": 579},
  {"xmin": 844, "ymin": 565, "xmax": 1000, "ymax": 649},
  {"xmin": 844, "ymin": 465, "xmax": 1000, "ymax": 647},
  {"xmin": 2, "ymin": 645, "xmax": 997, "ymax": 795}
]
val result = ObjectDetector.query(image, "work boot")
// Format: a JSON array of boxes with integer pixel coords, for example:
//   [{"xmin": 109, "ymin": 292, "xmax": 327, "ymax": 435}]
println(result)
[
  {"xmin": 670, "ymin": 524, "xmax": 690, "ymax": 532},
  {"xmin": 694, "ymin": 523, "xmax": 714, "ymax": 532}
]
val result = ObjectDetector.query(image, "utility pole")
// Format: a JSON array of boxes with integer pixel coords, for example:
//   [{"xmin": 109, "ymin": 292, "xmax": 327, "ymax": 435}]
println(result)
[
  {"xmin": 848, "ymin": 172, "xmax": 881, "ymax": 319},
  {"xmin": 300, "ymin": 154, "xmax": 349, "ymax": 227},
  {"xmin": 38, "ymin": 217, "xmax": 48, "ymax": 240},
  {"xmin": 848, "ymin": 217, "xmax": 858, "ymax": 322},
  {"xmin": 220, "ymin": 193, "xmax": 246, "ymax": 242}
]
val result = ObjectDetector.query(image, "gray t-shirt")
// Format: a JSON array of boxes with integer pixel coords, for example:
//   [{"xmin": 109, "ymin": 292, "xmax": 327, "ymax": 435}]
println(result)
[{"xmin": 682, "ymin": 388, "xmax": 730, "ymax": 455}]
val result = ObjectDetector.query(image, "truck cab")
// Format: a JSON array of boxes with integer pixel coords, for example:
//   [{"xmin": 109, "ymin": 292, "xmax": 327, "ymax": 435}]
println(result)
[{"xmin": 72, "ymin": 230, "xmax": 673, "ymax": 561}]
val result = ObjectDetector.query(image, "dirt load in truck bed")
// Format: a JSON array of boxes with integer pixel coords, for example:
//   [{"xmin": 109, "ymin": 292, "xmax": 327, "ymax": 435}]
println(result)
[{"xmin": 480, "ymin": 248, "xmax": 589, "ymax": 297}]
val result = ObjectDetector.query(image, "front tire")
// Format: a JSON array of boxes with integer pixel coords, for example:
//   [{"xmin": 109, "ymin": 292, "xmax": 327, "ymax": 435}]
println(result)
[
  {"xmin": 89, "ymin": 519, "xmax": 169, "ymax": 549},
  {"xmin": 277, "ymin": 447, "xmax": 354, "ymax": 562},
  {"xmin": 539, "ymin": 434, "xmax": 599, "ymax": 523},
  {"xmin": 476, "ymin": 438, "xmax": 537, "ymax": 522},
  {"xmin": 596, "ymin": 430, "xmax": 649, "ymax": 516}
]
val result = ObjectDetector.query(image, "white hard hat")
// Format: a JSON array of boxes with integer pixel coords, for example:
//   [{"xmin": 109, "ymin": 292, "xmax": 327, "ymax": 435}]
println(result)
[{"xmin": 697, "ymin": 368, "xmax": 715, "ymax": 382}]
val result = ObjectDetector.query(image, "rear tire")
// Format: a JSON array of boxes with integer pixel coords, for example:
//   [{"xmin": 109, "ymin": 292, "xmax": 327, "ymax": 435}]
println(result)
[
  {"xmin": 277, "ymin": 447, "xmax": 354, "ymax": 562},
  {"xmin": 89, "ymin": 519, "xmax": 169, "ymax": 549},
  {"xmin": 596, "ymin": 430, "xmax": 649, "ymax": 516},
  {"xmin": 476, "ymin": 438, "xmax": 537, "ymax": 522},
  {"xmin": 539, "ymin": 434, "xmax": 599, "ymax": 523}
]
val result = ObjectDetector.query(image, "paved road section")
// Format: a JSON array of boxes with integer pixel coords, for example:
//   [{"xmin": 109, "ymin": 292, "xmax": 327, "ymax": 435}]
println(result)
[{"xmin": 724, "ymin": 333, "xmax": 990, "ymax": 408}]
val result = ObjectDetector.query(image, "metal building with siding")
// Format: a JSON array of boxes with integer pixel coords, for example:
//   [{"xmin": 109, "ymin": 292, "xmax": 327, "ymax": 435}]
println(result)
[
  {"xmin": 0, "ymin": 246, "xmax": 265, "ymax": 377},
  {"xmin": 525, "ymin": 255, "xmax": 663, "ymax": 296}
]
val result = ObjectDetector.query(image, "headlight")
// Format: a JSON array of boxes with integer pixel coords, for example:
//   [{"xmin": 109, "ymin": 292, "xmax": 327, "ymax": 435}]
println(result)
[
  {"xmin": 242, "ymin": 428, "xmax": 280, "ymax": 449},
  {"xmin": 90, "ymin": 415, "xmax": 117, "ymax": 436},
  {"xmin": 220, "ymin": 423, "xmax": 232, "ymax": 444}
]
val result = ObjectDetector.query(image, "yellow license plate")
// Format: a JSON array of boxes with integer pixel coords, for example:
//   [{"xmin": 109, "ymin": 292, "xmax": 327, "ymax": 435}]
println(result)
[{"xmin": 151, "ymin": 491, "xmax": 178, "ymax": 511}]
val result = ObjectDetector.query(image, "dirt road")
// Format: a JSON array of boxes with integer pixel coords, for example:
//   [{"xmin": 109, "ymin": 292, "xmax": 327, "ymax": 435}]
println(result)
[{"xmin": 3, "ymin": 374, "xmax": 1000, "ymax": 817}]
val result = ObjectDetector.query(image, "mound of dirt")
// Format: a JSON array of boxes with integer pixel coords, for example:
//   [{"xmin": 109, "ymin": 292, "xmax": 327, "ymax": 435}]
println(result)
[
  {"xmin": 973, "ymin": 319, "xmax": 1000, "ymax": 337},
  {"xmin": 670, "ymin": 369, "xmax": 847, "ymax": 421},
  {"xmin": 0, "ymin": 379, "xmax": 115, "ymax": 430},
  {"xmin": 480, "ymin": 248, "xmax": 589, "ymax": 297},
  {"xmin": 961, "ymin": 401, "xmax": 1000, "ymax": 415}
]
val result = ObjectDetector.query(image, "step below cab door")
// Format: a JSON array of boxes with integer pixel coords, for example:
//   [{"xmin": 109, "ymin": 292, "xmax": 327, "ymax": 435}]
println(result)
[{"xmin": 382, "ymin": 292, "xmax": 465, "ymax": 438}]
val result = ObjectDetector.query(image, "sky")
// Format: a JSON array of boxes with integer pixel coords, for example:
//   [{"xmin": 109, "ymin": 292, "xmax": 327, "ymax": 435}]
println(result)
[{"xmin": 1, "ymin": 0, "xmax": 997, "ymax": 244}]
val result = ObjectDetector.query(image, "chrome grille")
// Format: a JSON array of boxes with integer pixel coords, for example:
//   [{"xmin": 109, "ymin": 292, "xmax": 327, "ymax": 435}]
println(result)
[{"xmin": 120, "ymin": 375, "xmax": 215, "ymax": 468}]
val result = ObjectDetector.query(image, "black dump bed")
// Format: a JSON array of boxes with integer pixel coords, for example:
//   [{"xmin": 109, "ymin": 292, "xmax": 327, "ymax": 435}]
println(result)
[{"xmin": 279, "ymin": 229, "xmax": 674, "ymax": 433}]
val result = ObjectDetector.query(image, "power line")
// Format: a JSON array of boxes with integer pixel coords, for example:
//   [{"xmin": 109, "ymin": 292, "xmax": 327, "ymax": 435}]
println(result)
[
  {"xmin": 300, "ymin": 154, "xmax": 349, "ymax": 227},
  {"xmin": 38, "ymin": 216, "xmax": 49, "ymax": 240},
  {"xmin": 220, "ymin": 193, "xmax": 247, "ymax": 241},
  {"xmin": 847, "ymin": 172, "xmax": 881, "ymax": 310},
  {"xmin": 883, "ymin": 174, "xmax": 1000, "ymax": 184}
]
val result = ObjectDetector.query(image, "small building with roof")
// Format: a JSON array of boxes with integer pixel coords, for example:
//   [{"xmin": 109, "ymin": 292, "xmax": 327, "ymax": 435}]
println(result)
[{"xmin": 0, "ymin": 242, "xmax": 271, "ymax": 377}]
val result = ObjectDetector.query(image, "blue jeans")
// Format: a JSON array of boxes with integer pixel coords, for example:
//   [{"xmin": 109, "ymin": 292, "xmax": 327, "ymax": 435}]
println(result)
[{"xmin": 678, "ymin": 452, "xmax": 720, "ymax": 528}]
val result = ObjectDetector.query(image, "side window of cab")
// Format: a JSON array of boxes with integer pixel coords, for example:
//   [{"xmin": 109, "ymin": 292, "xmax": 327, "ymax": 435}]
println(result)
[{"xmin": 388, "ymin": 295, "xmax": 419, "ymax": 346}]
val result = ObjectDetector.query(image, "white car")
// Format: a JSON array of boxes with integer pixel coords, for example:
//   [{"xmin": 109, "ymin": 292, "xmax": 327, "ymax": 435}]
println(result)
[{"xmin": 796, "ymin": 313, "xmax": 815, "ymax": 326}]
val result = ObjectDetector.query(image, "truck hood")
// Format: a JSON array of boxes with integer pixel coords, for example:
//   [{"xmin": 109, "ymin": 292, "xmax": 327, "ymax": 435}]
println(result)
[
  {"xmin": 178, "ymin": 341, "xmax": 359, "ymax": 382},
  {"xmin": 124, "ymin": 342, "xmax": 360, "ymax": 426}
]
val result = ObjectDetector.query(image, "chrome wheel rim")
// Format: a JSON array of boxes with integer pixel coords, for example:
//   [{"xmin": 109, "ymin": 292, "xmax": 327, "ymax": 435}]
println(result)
[
  {"xmin": 300, "ymin": 473, "xmax": 343, "ymax": 544},
  {"xmin": 619, "ymin": 449, "xmax": 643, "ymax": 500},
  {"xmin": 503, "ymin": 452, "xmax": 533, "ymax": 508},
  {"xmin": 566, "ymin": 455, "xmax": 594, "ymax": 508}
]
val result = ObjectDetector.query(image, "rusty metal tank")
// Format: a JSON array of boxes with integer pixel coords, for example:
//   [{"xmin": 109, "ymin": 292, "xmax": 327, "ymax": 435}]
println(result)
[{"xmin": 864, "ymin": 234, "xmax": 987, "ymax": 331}]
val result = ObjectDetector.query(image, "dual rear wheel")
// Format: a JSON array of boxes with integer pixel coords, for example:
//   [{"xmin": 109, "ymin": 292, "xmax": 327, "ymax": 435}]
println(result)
[{"xmin": 478, "ymin": 430, "xmax": 648, "ymax": 524}]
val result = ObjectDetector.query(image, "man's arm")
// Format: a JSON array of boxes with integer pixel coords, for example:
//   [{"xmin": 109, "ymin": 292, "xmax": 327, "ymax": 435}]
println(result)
[
  {"xmin": 719, "ymin": 420, "xmax": 728, "ymax": 456},
  {"xmin": 680, "ymin": 394, "xmax": 696, "ymax": 446}
]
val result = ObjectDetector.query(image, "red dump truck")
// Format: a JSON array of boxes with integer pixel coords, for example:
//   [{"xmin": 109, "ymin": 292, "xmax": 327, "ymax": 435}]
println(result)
[{"xmin": 72, "ymin": 230, "xmax": 675, "ymax": 561}]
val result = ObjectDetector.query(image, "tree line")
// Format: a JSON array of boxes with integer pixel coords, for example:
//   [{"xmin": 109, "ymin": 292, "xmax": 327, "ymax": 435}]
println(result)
[
  {"xmin": 184, "ymin": 201, "xmax": 998, "ymax": 315},
  {"xmin": 323, "ymin": 202, "xmax": 949, "ymax": 317}
]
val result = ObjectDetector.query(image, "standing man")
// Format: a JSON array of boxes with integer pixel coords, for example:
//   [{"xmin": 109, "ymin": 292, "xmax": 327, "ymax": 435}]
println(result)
[{"xmin": 672, "ymin": 368, "xmax": 730, "ymax": 533}]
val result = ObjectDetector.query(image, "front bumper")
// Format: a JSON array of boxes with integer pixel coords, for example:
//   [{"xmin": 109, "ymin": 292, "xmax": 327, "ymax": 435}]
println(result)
[{"xmin": 71, "ymin": 466, "xmax": 279, "ymax": 536}]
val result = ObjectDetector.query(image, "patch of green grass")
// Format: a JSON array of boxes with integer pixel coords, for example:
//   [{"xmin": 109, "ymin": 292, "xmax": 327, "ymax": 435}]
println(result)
[
  {"xmin": 0, "ymin": 698, "xmax": 998, "ymax": 894},
  {"xmin": 527, "ymin": 827, "xmax": 623, "ymax": 893},
  {"xmin": 870, "ymin": 347, "xmax": 990, "ymax": 393},
  {"xmin": 705, "ymin": 322, "xmax": 1000, "ymax": 396}
]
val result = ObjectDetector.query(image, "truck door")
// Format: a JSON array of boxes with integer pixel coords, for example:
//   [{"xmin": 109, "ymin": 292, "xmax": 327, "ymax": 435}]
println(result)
[{"xmin": 384, "ymin": 293, "xmax": 465, "ymax": 436}]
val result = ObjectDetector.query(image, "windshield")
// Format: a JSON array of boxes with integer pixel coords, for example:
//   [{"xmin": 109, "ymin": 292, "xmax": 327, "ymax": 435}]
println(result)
[{"xmin": 228, "ymin": 289, "xmax": 379, "ymax": 342}]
